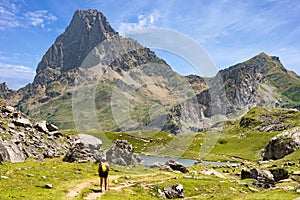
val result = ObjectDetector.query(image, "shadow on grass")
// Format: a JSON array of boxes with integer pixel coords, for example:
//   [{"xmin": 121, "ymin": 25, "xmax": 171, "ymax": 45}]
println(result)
[{"xmin": 90, "ymin": 189, "xmax": 102, "ymax": 193}]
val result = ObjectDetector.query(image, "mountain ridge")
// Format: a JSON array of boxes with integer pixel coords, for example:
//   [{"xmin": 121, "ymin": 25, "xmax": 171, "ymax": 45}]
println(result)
[{"xmin": 0, "ymin": 9, "xmax": 299, "ymax": 133}]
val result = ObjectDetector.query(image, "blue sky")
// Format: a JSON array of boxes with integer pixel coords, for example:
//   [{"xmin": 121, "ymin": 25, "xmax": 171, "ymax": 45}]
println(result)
[{"xmin": 0, "ymin": 0, "xmax": 300, "ymax": 89}]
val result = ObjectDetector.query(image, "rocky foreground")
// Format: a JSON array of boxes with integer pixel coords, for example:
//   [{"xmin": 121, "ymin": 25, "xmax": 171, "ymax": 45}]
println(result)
[{"xmin": 0, "ymin": 101, "xmax": 68, "ymax": 162}]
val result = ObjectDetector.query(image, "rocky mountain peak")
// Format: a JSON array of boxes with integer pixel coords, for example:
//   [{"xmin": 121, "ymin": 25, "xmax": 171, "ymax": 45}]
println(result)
[
  {"xmin": 245, "ymin": 52, "xmax": 286, "ymax": 74},
  {"xmin": 34, "ymin": 9, "xmax": 117, "ymax": 85},
  {"xmin": 68, "ymin": 9, "xmax": 116, "ymax": 35},
  {"xmin": 0, "ymin": 82, "xmax": 9, "ymax": 93},
  {"xmin": 0, "ymin": 82, "xmax": 14, "ymax": 99}
]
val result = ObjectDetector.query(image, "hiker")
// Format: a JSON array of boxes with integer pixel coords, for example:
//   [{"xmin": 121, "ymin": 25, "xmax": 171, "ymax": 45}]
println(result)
[{"xmin": 98, "ymin": 161, "xmax": 109, "ymax": 192}]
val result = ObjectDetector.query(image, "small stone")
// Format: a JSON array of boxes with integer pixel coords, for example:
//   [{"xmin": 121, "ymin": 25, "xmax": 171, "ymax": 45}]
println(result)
[
  {"xmin": 296, "ymin": 189, "xmax": 300, "ymax": 193},
  {"xmin": 149, "ymin": 191, "xmax": 156, "ymax": 196},
  {"xmin": 248, "ymin": 187, "xmax": 258, "ymax": 192},
  {"xmin": 278, "ymin": 178, "xmax": 293, "ymax": 183},
  {"xmin": 194, "ymin": 187, "xmax": 198, "ymax": 191},
  {"xmin": 292, "ymin": 171, "xmax": 300, "ymax": 176},
  {"xmin": 124, "ymin": 175, "xmax": 130, "ymax": 179},
  {"xmin": 1, "ymin": 176, "xmax": 9, "ymax": 179},
  {"xmin": 42, "ymin": 176, "xmax": 47, "ymax": 179},
  {"xmin": 113, "ymin": 180, "xmax": 119, "ymax": 184},
  {"xmin": 27, "ymin": 174, "xmax": 34, "ymax": 177},
  {"xmin": 237, "ymin": 181, "xmax": 248, "ymax": 187},
  {"xmin": 258, "ymin": 160, "xmax": 269, "ymax": 165},
  {"xmin": 45, "ymin": 184, "xmax": 53, "ymax": 189},
  {"xmin": 283, "ymin": 186, "xmax": 294, "ymax": 191}
]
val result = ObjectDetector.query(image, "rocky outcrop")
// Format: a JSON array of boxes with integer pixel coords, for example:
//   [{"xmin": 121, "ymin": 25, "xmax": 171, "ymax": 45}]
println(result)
[
  {"xmin": 0, "ymin": 101, "xmax": 68, "ymax": 162},
  {"xmin": 262, "ymin": 127, "xmax": 300, "ymax": 160},
  {"xmin": 63, "ymin": 134, "xmax": 104, "ymax": 163},
  {"xmin": 269, "ymin": 168, "xmax": 289, "ymax": 182},
  {"xmin": 239, "ymin": 107, "xmax": 298, "ymax": 132},
  {"xmin": 241, "ymin": 168, "xmax": 275, "ymax": 189},
  {"xmin": 0, "ymin": 82, "xmax": 15, "ymax": 99},
  {"xmin": 164, "ymin": 184, "xmax": 184, "ymax": 199},
  {"xmin": 251, "ymin": 168, "xmax": 275, "ymax": 188},
  {"xmin": 106, "ymin": 140, "xmax": 145, "ymax": 166},
  {"xmin": 166, "ymin": 160, "xmax": 189, "ymax": 173},
  {"xmin": 150, "ymin": 160, "xmax": 188, "ymax": 173}
]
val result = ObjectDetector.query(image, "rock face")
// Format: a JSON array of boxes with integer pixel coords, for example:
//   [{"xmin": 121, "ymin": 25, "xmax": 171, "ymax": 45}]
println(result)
[
  {"xmin": 34, "ymin": 9, "xmax": 117, "ymax": 85},
  {"xmin": 63, "ymin": 134, "xmax": 104, "ymax": 163},
  {"xmin": 106, "ymin": 140, "xmax": 144, "ymax": 166},
  {"xmin": 262, "ymin": 127, "xmax": 300, "ymax": 160},
  {"xmin": 0, "ymin": 141, "xmax": 25, "ymax": 162},
  {"xmin": 0, "ymin": 101, "xmax": 68, "ymax": 162}
]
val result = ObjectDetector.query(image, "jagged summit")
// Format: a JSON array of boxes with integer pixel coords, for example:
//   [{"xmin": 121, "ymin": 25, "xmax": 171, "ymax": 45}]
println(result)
[
  {"xmin": 34, "ymin": 9, "xmax": 117, "ymax": 85},
  {"xmin": 221, "ymin": 52, "xmax": 284, "ymax": 74},
  {"xmin": 0, "ymin": 82, "xmax": 15, "ymax": 99},
  {"xmin": 0, "ymin": 10, "xmax": 299, "ymax": 132}
]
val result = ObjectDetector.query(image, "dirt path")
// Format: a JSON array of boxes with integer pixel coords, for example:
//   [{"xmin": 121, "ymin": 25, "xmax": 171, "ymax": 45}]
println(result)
[
  {"xmin": 67, "ymin": 180, "xmax": 98, "ymax": 198},
  {"xmin": 67, "ymin": 175, "xmax": 121, "ymax": 199},
  {"xmin": 67, "ymin": 172, "xmax": 175, "ymax": 200},
  {"xmin": 84, "ymin": 183, "xmax": 135, "ymax": 200}
]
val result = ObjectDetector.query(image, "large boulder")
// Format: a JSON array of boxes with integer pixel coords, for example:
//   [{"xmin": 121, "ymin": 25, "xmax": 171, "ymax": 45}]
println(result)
[
  {"xmin": 164, "ymin": 184, "xmax": 184, "ymax": 199},
  {"xmin": 34, "ymin": 121, "xmax": 49, "ymax": 133},
  {"xmin": 63, "ymin": 134, "xmax": 103, "ymax": 163},
  {"xmin": 241, "ymin": 168, "xmax": 275, "ymax": 188},
  {"xmin": 106, "ymin": 140, "xmax": 144, "ymax": 166},
  {"xmin": 166, "ymin": 160, "xmax": 189, "ymax": 173},
  {"xmin": 0, "ymin": 141, "xmax": 26, "ymax": 162},
  {"xmin": 262, "ymin": 127, "xmax": 300, "ymax": 160},
  {"xmin": 251, "ymin": 168, "xmax": 275, "ymax": 188},
  {"xmin": 78, "ymin": 134, "xmax": 102, "ymax": 150}
]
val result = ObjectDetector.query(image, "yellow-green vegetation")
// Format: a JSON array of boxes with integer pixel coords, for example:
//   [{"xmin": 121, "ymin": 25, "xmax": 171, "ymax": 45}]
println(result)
[
  {"xmin": 1, "ymin": 158, "xmax": 299, "ymax": 200},
  {"xmin": 0, "ymin": 158, "xmax": 98, "ymax": 199},
  {"xmin": 1, "ymin": 106, "xmax": 296, "ymax": 199},
  {"xmin": 60, "ymin": 107, "xmax": 300, "ymax": 163},
  {"xmin": 30, "ymin": 92, "xmax": 74, "ymax": 130}
]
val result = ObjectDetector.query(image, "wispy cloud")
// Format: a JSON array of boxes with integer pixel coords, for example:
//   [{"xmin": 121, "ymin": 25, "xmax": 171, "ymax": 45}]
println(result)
[
  {"xmin": 0, "ymin": 1, "xmax": 57, "ymax": 30},
  {"xmin": 0, "ymin": 62, "xmax": 35, "ymax": 89},
  {"xmin": 118, "ymin": 10, "xmax": 160, "ymax": 35},
  {"xmin": 0, "ymin": 0, "xmax": 20, "ymax": 30},
  {"xmin": 24, "ymin": 10, "xmax": 57, "ymax": 28},
  {"xmin": 0, "ymin": 62, "xmax": 35, "ymax": 76}
]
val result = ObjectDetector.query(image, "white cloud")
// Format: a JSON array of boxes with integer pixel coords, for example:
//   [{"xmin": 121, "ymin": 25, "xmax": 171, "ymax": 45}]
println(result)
[
  {"xmin": 0, "ymin": 62, "xmax": 35, "ymax": 76},
  {"xmin": 118, "ymin": 10, "xmax": 160, "ymax": 35},
  {"xmin": 0, "ymin": 1, "xmax": 57, "ymax": 30},
  {"xmin": 24, "ymin": 10, "xmax": 57, "ymax": 28},
  {"xmin": 0, "ymin": 0, "xmax": 20, "ymax": 30},
  {"xmin": 0, "ymin": 62, "xmax": 35, "ymax": 89}
]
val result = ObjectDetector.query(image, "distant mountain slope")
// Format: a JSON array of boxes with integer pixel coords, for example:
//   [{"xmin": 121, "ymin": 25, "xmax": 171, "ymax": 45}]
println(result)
[
  {"xmin": 194, "ymin": 53, "xmax": 300, "ymax": 117},
  {"xmin": 0, "ymin": 9, "xmax": 299, "ymax": 134}
]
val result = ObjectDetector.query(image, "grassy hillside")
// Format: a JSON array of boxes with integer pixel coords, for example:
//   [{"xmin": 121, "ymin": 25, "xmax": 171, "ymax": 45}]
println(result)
[
  {"xmin": 60, "ymin": 107, "xmax": 300, "ymax": 163},
  {"xmin": 1, "ymin": 107, "xmax": 300, "ymax": 199},
  {"xmin": 1, "ymin": 157, "xmax": 299, "ymax": 200}
]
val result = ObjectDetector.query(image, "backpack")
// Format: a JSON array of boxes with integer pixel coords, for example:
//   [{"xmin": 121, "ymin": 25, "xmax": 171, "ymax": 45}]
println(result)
[{"xmin": 99, "ymin": 163, "xmax": 109, "ymax": 173}]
